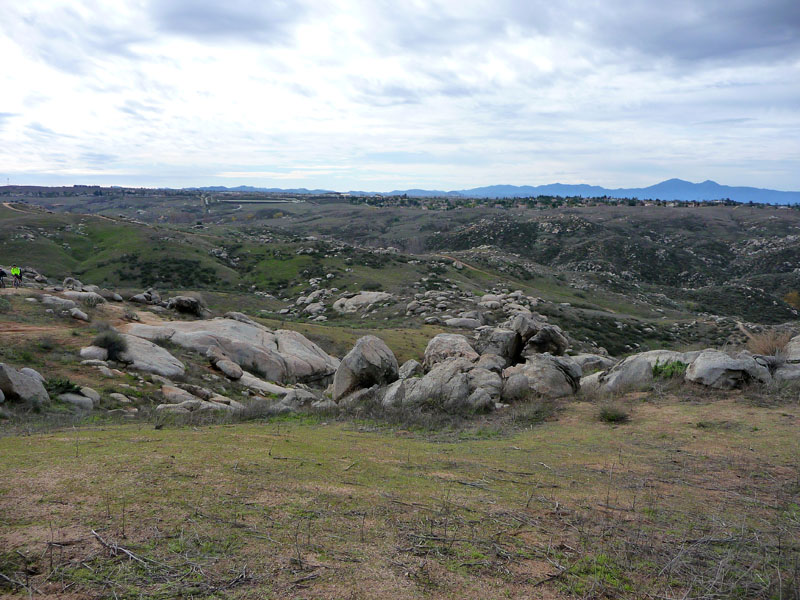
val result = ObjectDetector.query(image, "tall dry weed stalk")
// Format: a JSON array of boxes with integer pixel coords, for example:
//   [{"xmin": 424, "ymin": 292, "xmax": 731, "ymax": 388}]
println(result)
[{"xmin": 747, "ymin": 330, "xmax": 792, "ymax": 356}]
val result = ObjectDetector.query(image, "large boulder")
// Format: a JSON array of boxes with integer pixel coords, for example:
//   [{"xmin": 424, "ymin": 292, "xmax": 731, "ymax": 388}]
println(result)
[
  {"xmin": 41, "ymin": 295, "xmax": 77, "ymax": 310},
  {"xmin": 445, "ymin": 318, "xmax": 482, "ymax": 330},
  {"xmin": 80, "ymin": 346, "xmax": 108, "ymax": 361},
  {"xmin": 502, "ymin": 354, "xmax": 582, "ymax": 401},
  {"xmin": 472, "ymin": 327, "xmax": 521, "ymax": 366},
  {"xmin": 332, "ymin": 336, "xmax": 398, "ymax": 402},
  {"xmin": 332, "ymin": 292, "xmax": 393, "ymax": 314},
  {"xmin": 166, "ymin": 295, "xmax": 206, "ymax": 316},
  {"xmin": 423, "ymin": 334, "xmax": 479, "ymax": 370},
  {"xmin": 58, "ymin": 393, "xmax": 93, "ymax": 411},
  {"xmin": 398, "ymin": 359, "xmax": 423, "ymax": 379},
  {"xmin": 61, "ymin": 291, "xmax": 106, "ymax": 305},
  {"xmin": 122, "ymin": 318, "xmax": 339, "ymax": 385},
  {"xmin": 685, "ymin": 350, "xmax": 771, "ymax": 389},
  {"xmin": 0, "ymin": 363, "xmax": 50, "ymax": 408},
  {"xmin": 118, "ymin": 334, "xmax": 185, "ymax": 378}
]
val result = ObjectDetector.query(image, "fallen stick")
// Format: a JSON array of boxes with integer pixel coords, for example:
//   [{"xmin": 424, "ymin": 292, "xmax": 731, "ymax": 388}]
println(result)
[{"xmin": 90, "ymin": 529, "xmax": 151, "ymax": 567}]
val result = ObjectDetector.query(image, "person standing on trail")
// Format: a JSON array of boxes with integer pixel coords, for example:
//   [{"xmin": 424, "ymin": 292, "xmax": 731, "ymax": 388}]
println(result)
[
  {"xmin": 10, "ymin": 265, "xmax": 21, "ymax": 287},
  {"xmin": 0, "ymin": 267, "xmax": 6, "ymax": 288}
]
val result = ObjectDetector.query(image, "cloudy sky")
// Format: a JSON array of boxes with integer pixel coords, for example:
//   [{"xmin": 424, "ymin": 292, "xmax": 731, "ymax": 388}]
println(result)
[{"xmin": 1, "ymin": 0, "xmax": 798, "ymax": 191}]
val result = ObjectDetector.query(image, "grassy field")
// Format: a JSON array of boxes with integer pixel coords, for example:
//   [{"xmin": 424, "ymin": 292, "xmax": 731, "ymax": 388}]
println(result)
[{"xmin": 1, "ymin": 392, "xmax": 798, "ymax": 599}]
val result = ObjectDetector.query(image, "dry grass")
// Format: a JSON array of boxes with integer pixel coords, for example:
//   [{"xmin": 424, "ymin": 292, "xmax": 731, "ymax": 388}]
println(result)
[
  {"xmin": 1, "ymin": 393, "xmax": 798, "ymax": 599},
  {"xmin": 747, "ymin": 329, "xmax": 793, "ymax": 356}
]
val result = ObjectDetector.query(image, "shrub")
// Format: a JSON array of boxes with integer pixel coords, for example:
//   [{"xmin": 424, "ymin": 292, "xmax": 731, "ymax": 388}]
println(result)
[
  {"xmin": 45, "ymin": 377, "xmax": 81, "ymax": 396},
  {"xmin": 93, "ymin": 330, "xmax": 128, "ymax": 361},
  {"xmin": 598, "ymin": 403, "xmax": 630, "ymax": 424},
  {"xmin": 747, "ymin": 330, "xmax": 792, "ymax": 357},
  {"xmin": 0, "ymin": 297, "xmax": 10, "ymax": 313},
  {"xmin": 83, "ymin": 294, "xmax": 102, "ymax": 308},
  {"xmin": 783, "ymin": 290, "xmax": 800, "ymax": 309},
  {"xmin": 362, "ymin": 281, "xmax": 383, "ymax": 291},
  {"xmin": 652, "ymin": 360, "xmax": 688, "ymax": 379}
]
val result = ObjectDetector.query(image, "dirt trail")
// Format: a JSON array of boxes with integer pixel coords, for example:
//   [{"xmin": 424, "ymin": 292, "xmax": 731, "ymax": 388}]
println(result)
[
  {"xmin": 2, "ymin": 202, "xmax": 29, "ymax": 213},
  {"xmin": 0, "ymin": 322, "xmax": 69, "ymax": 335},
  {"xmin": 433, "ymin": 254, "xmax": 496, "ymax": 277}
]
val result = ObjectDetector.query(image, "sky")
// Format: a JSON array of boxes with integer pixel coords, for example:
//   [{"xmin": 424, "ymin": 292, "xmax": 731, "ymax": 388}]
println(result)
[{"xmin": 1, "ymin": 0, "xmax": 799, "ymax": 191}]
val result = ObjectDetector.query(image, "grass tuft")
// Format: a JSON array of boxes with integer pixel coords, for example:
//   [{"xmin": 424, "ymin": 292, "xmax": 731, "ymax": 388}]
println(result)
[
  {"xmin": 598, "ymin": 403, "xmax": 630, "ymax": 424},
  {"xmin": 747, "ymin": 330, "xmax": 793, "ymax": 357}
]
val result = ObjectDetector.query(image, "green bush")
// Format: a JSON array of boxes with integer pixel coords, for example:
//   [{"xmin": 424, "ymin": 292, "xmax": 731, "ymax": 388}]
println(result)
[
  {"xmin": 652, "ymin": 360, "xmax": 688, "ymax": 379},
  {"xmin": 93, "ymin": 330, "xmax": 128, "ymax": 361},
  {"xmin": 0, "ymin": 298, "xmax": 10, "ymax": 313},
  {"xmin": 45, "ymin": 377, "xmax": 81, "ymax": 396},
  {"xmin": 598, "ymin": 404, "xmax": 630, "ymax": 424}
]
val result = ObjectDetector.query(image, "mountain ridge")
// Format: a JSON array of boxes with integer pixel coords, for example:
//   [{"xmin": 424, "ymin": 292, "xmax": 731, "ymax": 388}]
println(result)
[{"xmin": 191, "ymin": 179, "xmax": 800, "ymax": 204}]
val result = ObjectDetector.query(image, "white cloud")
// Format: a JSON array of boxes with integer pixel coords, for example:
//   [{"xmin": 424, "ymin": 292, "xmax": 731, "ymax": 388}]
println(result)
[{"xmin": 0, "ymin": 0, "xmax": 798, "ymax": 191}]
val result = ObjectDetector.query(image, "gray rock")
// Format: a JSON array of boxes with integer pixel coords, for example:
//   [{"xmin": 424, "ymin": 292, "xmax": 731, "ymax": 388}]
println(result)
[
  {"xmin": 332, "ymin": 291, "xmax": 393, "ymax": 313},
  {"xmin": 69, "ymin": 307, "xmax": 90, "ymax": 322},
  {"xmin": 109, "ymin": 393, "xmax": 131, "ymax": 404},
  {"xmin": 599, "ymin": 350, "xmax": 696, "ymax": 393},
  {"xmin": 162, "ymin": 385, "xmax": 198, "ymax": 404},
  {"xmin": 473, "ymin": 328, "xmax": 521, "ymax": 366},
  {"xmin": 785, "ymin": 334, "xmax": 800, "ymax": 363},
  {"xmin": 216, "ymin": 359, "xmax": 243, "ymax": 380},
  {"xmin": 685, "ymin": 350, "xmax": 771, "ymax": 389},
  {"xmin": 572, "ymin": 353, "xmax": 616, "ymax": 374},
  {"xmin": 62, "ymin": 291, "xmax": 105, "ymax": 305},
  {"xmin": 475, "ymin": 353, "xmax": 507, "ymax": 373},
  {"xmin": 19, "ymin": 367, "xmax": 45, "ymax": 383},
  {"xmin": 238, "ymin": 372, "xmax": 291, "ymax": 397},
  {"xmin": 166, "ymin": 295, "xmax": 206, "ymax": 316},
  {"xmin": 0, "ymin": 363, "xmax": 50, "ymax": 408},
  {"xmin": 80, "ymin": 346, "xmax": 108, "ymax": 361},
  {"xmin": 155, "ymin": 404, "xmax": 191, "ymax": 414},
  {"xmin": 333, "ymin": 336, "xmax": 399, "ymax": 401},
  {"xmin": 423, "ymin": 334, "xmax": 479, "ymax": 370},
  {"xmin": 466, "ymin": 388, "xmax": 494, "ymax": 412},
  {"xmin": 81, "ymin": 359, "xmax": 109, "ymax": 367},
  {"xmin": 80, "ymin": 387, "xmax": 100, "ymax": 405},
  {"xmin": 118, "ymin": 335, "xmax": 185, "ymax": 378},
  {"xmin": 62, "ymin": 277, "xmax": 83, "ymax": 290},
  {"xmin": 124, "ymin": 318, "xmax": 338, "ymax": 384},
  {"xmin": 41, "ymin": 294, "xmax": 76, "ymax": 310},
  {"xmin": 403, "ymin": 358, "xmax": 475, "ymax": 412},
  {"xmin": 502, "ymin": 354, "xmax": 582, "ymax": 400},
  {"xmin": 522, "ymin": 325, "xmax": 569, "ymax": 357},
  {"xmin": 398, "ymin": 359, "xmax": 423, "ymax": 379},
  {"xmin": 58, "ymin": 393, "xmax": 93, "ymax": 411},
  {"xmin": 774, "ymin": 363, "xmax": 800, "ymax": 382},
  {"xmin": 467, "ymin": 367, "xmax": 503, "ymax": 401},
  {"xmin": 304, "ymin": 302, "xmax": 325, "ymax": 315},
  {"xmin": 445, "ymin": 317, "xmax": 482, "ymax": 329}
]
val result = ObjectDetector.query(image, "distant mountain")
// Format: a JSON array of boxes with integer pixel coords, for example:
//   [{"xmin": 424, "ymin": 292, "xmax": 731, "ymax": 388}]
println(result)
[
  {"xmin": 190, "ymin": 185, "xmax": 336, "ymax": 194},
  {"xmin": 187, "ymin": 179, "xmax": 800, "ymax": 204},
  {"xmin": 455, "ymin": 179, "xmax": 800, "ymax": 204}
]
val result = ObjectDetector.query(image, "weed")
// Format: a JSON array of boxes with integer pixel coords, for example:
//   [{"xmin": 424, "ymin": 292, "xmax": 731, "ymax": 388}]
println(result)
[
  {"xmin": 598, "ymin": 403, "xmax": 630, "ymax": 423},
  {"xmin": 652, "ymin": 359, "xmax": 688, "ymax": 379},
  {"xmin": 45, "ymin": 377, "xmax": 81, "ymax": 396},
  {"xmin": 93, "ymin": 330, "xmax": 128, "ymax": 361},
  {"xmin": 747, "ymin": 330, "xmax": 793, "ymax": 356},
  {"xmin": 0, "ymin": 297, "xmax": 10, "ymax": 313}
]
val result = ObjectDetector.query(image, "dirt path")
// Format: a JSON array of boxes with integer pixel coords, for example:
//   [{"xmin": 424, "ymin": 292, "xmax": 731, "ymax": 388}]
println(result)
[
  {"xmin": 2, "ymin": 202, "xmax": 30, "ymax": 213},
  {"xmin": 0, "ymin": 322, "xmax": 70, "ymax": 335},
  {"xmin": 433, "ymin": 253, "xmax": 497, "ymax": 277}
]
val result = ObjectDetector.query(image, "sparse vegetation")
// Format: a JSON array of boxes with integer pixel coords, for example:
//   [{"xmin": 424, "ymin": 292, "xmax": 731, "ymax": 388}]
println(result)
[
  {"xmin": 598, "ymin": 403, "xmax": 630, "ymax": 423},
  {"xmin": 92, "ymin": 329, "xmax": 128, "ymax": 360}
]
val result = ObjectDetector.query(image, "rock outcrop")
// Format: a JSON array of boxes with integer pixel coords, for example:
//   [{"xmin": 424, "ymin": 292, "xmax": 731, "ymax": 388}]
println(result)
[
  {"xmin": 332, "ymin": 291, "xmax": 393, "ymax": 314},
  {"xmin": 123, "ymin": 318, "xmax": 339, "ymax": 385},
  {"xmin": 502, "ymin": 354, "xmax": 582, "ymax": 400}
]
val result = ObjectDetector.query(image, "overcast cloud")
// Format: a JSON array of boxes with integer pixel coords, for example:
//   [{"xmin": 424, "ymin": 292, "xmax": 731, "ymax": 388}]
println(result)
[{"xmin": 0, "ymin": 0, "xmax": 798, "ymax": 190}]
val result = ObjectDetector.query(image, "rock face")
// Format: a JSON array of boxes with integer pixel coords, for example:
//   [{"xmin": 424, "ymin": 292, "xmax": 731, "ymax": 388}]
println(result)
[
  {"xmin": 58, "ymin": 393, "xmax": 93, "ymax": 411},
  {"xmin": 123, "ymin": 318, "xmax": 339, "ymax": 385},
  {"xmin": 685, "ymin": 350, "xmax": 771, "ymax": 389},
  {"xmin": 785, "ymin": 334, "xmax": 800, "ymax": 363},
  {"xmin": 332, "ymin": 292, "xmax": 393, "ymax": 314},
  {"xmin": 423, "ymin": 334, "xmax": 479, "ymax": 370},
  {"xmin": 333, "ymin": 336, "xmax": 399, "ymax": 402},
  {"xmin": 118, "ymin": 334, "xmax": 185, "ymax": 378},
  {"xmin": 398, "ymin": 359, "xmax": 423, "ymax": 379},
  {"xmin": 0, "ymin": 363, "xmax": 50, "ymax": 408},
  {"xmin": 80, "ymin": 346, "xmax": 108, "ymax": 361},
  {"xmin": 502, "ymin": 354, "xmax": 582, "ymax": 400}
]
